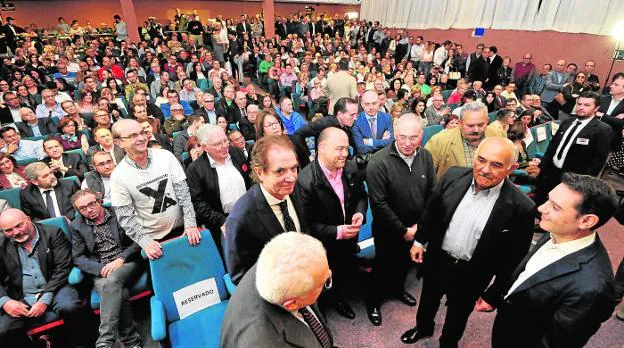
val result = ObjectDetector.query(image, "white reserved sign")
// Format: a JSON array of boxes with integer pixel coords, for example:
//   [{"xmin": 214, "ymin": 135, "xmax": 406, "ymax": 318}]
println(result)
[{"xmin": 173, "ymin": 278, "xmax": 221, "ymax": 319}]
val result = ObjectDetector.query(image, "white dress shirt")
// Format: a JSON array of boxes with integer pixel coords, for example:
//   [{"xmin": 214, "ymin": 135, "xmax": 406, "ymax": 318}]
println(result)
[
  {"xmin": 607, "ymin": 96, "xmax": 623, "ymax": 115},
  {"xmin": 505, "ymin": 232, "xmax": 596, "ymax": 298},
  {"xmin": 38, "ymin": 186, "xmax": 61, "ymax": 217},
  {"xmin": 552, "ymin": 116, "xmax": 593, "ymax": 169},
  {"xmin": 208, "ymin": 154, "xmax": 247, "ymax": 214},
  {"xmin": 260, "ymin": 185, "xmax": 301, "ymax": 232}
]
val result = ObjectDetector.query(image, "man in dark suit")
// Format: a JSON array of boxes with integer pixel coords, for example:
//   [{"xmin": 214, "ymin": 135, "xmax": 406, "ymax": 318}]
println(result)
[
  {"xmin": 596, "ymin": 72, "xmax": 624, "ymax": 151},
  {"xmin": 228, "ymin": 130, "xmax": 253, "ymax": 163},
  {"xmin": 70, "ymin": 189, "xmax": 144, "ymax": 348},
  {"xmin": 467, "ymin": 47, "xmax": 489, "ymax": 84},
  {"xmin": 16, "ymin": 108, "xmax": 57, "ymax": 138},
  {"xmin": 87, "ymin": 127, "xmax": 126, "ymax": 168},
  {"xmin": 235, "ymin": 14, "xmax": 251, "ymax": 43},
  {"xmin": 221, "ymin": 232, "xmax": 334, "ymax": 347},
  {"xmin": 352, "ymin": 91, "xmax": 394, "ymax": 155},
  {"xmin": 297, "ymin": 127, "xmax": 367, "ymax": 320},
  {"xmin": 401, "ymin": 137, "xmax": 535, "ymax": 347},
  {"xmin": 20, "ymin": 162, "xmax": 79, "ymax": 221},
  {"xmin": 42, "ymin": 138, "xmax": 88, "ymax": 181},
  {"xmin": 225, "ymin": 135, "xmax": 307, "ymax": 284},
  {"xmin": 2, "ymin": 17, "xmax": 24, "ymax": 54},
  {"xmin": 492, "ymin": 173, "xmax": 618, "ymax": 348},
  {"xmin": 293, "ymin": 97, "xmax": 358, "ymax": 158},
  {"xmin": 187, "ymin": 124, "xmax": 252, "ymax": 257},
  {"xmin": 535, "ymin": 91, "xmax": 613, "ymax": 205},
  {"xmin": 227, "ymin": 91, "xmax": 248, "ymax": 125},
  {"xmin": 195, "ymin": 92, "xmax": 219, "ymax": 125},
  {"xmin": 216, "ymin": 85, "xmax": 235, "ymax": 119},
  {"xmin": 484, "ymin": 46, "xmax": 503, "ymax": 90},
  {"xmin": 0, "ymin": 208, "xmax": 96, "ymax": 347},
  {"xmin": 276, "ymin": 17, "xmax": 290, "ymax": 39},
  {"xmin": 238, "ymin": 104, "xmax": 258, "ymax": 141},
  {"xmin": 139, "ymin": 120, "xmax": 173, "ymax": 152}
]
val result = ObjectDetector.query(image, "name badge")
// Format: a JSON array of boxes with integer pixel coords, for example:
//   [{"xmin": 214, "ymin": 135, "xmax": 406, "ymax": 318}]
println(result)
[{"xmin": 576, "ymin": 138, "xmax": 589, "ymax": 145}]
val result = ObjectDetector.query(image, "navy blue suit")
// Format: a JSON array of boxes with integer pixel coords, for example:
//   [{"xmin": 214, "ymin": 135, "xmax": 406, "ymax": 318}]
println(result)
[{"xmin": 352, "ymin": 111, "xmax": 394, "ymax": 154}]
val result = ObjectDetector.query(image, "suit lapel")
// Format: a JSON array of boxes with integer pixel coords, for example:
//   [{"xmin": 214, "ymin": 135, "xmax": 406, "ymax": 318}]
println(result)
[
  {"xmin": 36, "ymin": 228, "xmax": 48, "ymax": 278},
  {"xmin": 440, "ymin": 171, "xmax": 473, "ymax": 230},
  {"xmin": 449, "ymin": 129, "xmax": 467, "ymax": 167},
  {"xmin": 264, "ymin": 301, "xmax": 322, "ymax": 348},
  {"xmin": 253, "ymin": 186, "xmax": 286, "ymax": 236},
  {"xmin": 313, "ymin": 160, "xmax": 345, "ymax": 222},
  {"xmin": 471, "ymin": 180, "xmax": 515, "ymax": 256},
  {"xmin": 5, "ymin": 243, "xmax": 22, "ymax": 286}
]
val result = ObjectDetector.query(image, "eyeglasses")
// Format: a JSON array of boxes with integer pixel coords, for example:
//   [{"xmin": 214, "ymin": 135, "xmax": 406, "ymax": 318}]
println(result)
[
  {"xmin": 118, "ymin": 130, "xmax": 148, "ymax": 140},
  {"xmin": 264, "ymin": 121, "xmax": 281, "ymax": 129},
  {"xmin": 172, "ymin": 108, "xmax": 184, "ymax": 112},
  {"xmin": 77, "ymin": 200, "xmax": 100, "ymax": 212},
  {"xmin": 203, "ymin": 99, "xmax": 215, "ymax": 103}
]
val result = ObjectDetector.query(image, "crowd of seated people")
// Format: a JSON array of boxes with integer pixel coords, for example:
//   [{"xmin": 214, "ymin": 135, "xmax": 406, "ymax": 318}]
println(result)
[{"xmin": 0, "ymin": 8, "xmax": 623, "ymax": 348}]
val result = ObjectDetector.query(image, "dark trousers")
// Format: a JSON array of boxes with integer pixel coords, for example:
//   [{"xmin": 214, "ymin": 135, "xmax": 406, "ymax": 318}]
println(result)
[
  {"xmin": 415, "ymin": 251, "xmax": 483, "ymax": 348},
  {"xmin": 370, "ymin": 238, "xmax": 412, "ymax": 306},
  {"xmin": 615, "ymin": 257, "xmax": 624, "ymax": 301},
  {"xmin": 0, "ymin": 285, "xmax": 97, "ymax": 347}
]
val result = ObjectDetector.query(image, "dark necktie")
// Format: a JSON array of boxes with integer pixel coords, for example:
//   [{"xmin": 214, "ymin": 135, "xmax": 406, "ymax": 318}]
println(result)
[
  {"xmin": 241, "ymin": 108, "xmax": 246, "ymax": 119},
  {"xmin": 44, "ymin": 190, "xmax": 57, "ymax": 218},
  {"xmin": 278, "ymin": 200, "xmax": 296, "ymax": 232},
  {"xmin": 298, "ymin": 307, "xmax": 332, "ymax": 348},
  {"xmin": 555, "ymin": 120, "xmax": 580, "ymax": 161}
]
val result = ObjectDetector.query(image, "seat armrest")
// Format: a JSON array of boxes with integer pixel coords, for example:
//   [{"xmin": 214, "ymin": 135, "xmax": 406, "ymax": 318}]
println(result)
[
  {"xmin": 150, "ymin": 297, "xmax": 167, "ymax": 341},
  {"xmin": 68, "ymin": 267, "xmax": 84, "ymax": 285}
]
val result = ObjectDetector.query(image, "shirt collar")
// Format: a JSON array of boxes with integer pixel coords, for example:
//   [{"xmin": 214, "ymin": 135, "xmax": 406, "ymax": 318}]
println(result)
[
  {"xmin": 38, "ymin": 185, "xmax": 56, "ymax": 196},
  {"xmin": 547, "ymin": 232, "xmax": 596, "ymax": 251},
  {"xmin": 470, "ymin": 178, "xmax": 504, "ymax": 196},
  {"xmin": 318, "ymin": 160, "xmax": 343, "ymax": 180},
  {"xmin": 85, "ymin": 208, "xmax": 112, "ymax": 226},
  {"xmin": 365, "ymin": 113, "xmax": 377, "ymax": 121},
  {"xmin": 125, "ymin": 148, "xmax": 153, "ymax": 168},
  {"xmin": 394, "ymin": 143, "xmax": 418, "ymax": 162},
  {"xmin": 206, "ymin": 153, "xmax": 231, "ymax": 168},
  {"xmin": 573, "ymin": 115, "xmax": 594, "ymax": 125},
  {"xmin": 260, "ymin": 182, "xmax": 289, "ymax": 205}
]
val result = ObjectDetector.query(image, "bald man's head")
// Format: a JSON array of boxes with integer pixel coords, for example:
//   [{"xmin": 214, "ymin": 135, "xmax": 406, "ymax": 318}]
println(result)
[
  {"xmin": 318, "ymin": 127, "xmax": 349, "ymax": 171},
  {"xmin": 473, "ymin": 137, "xmax": 519, "ymax": 190},
  {"xmin": 395, "ymin": 114, "xmax": 424, "ymax": 157},
  {"xmin": 0, "ymin": 208, "xmax": 35, "ymax": 244},
  {"xmin": 362, "ymin": 91, "xmax": 380, "ymax": 116}
]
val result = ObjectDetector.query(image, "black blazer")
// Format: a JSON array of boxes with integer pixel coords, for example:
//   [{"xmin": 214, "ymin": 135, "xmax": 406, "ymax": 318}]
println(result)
[
  {"xmin": 220, "ymin": 265, "xmax": 332, "ymax": 348},
  {"xmin": 227, "ymin": 105, "xmax": 245, "ymax": 125},
  {"xmin": 238, "ymin": 117, "xmax": 256, "ymax": 141},
  {"xmin": 297, "ymin": 158, "xmax": 367, "ymax": 254},
  {"xmin": 416, "ymin": 167, "xmax": 536, "ymax": 304},
  {"xmin": 225, "ymin": 184, "xmax": 307, "ymax": 284},
  {"xmin": 186, "ymin": 147, "xmax": 252, "ymax": 233},
  {"xmin": 152, "ymin": 133, "xmax": 173, "ymax": 152},
  {"xmin": 16, "ymin": 118, "xmax": 58, "ymax": 137},
  {"xmin": 70, "ymin": 208, "xmax": 141, "ymax": 276},
  {"xmin": 20, "ymin": 180, "xmax": 80, "ymax": 221},
  {"xmin": 276, "ymin": 22, "xmax": 289, "ymax": 39},
  {"xmin": 492, "ymin": 234, "xmax": 615, "ymax": 348},
  {"xmin": 42, "ymin": 152, "xmax": 88, "ymax": 181},
  {"xmin": 468, "ymin": 56, "xmax": 488, "ymax": 83},
  {"xmin": 195, "ymin": 107, "xmax": 218, "ymax": 125},
  {"xmin": 207, "ymin": 87, "xmax": 223, "ymax": 101},
  {"xmin": 293, "ymin": 115, "xmax": 355, "ymax": 157},
  {"xmin": 485, "ymin": 55, "xmax": 504, "ymax": 90},
  {"xmin": 599, "ymin": 95, "xmax": 624, "ymax": 150},
  {"xmin": 539, "ymin": 117, "xmax": 613, "ymax": 178},
  {"xmin": 0, "ymin": 223, "xmax": 72, "ymax": 302}
]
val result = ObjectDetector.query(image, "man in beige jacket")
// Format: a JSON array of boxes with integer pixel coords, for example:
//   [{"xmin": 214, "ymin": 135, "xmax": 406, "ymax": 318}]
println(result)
[
  {"xmin": 425, "ymin": 102, "xmax": 506, "ymax": 178},
  {"xmin": 325, "ymin": 65, "xmax": 358, "ymax": 115}
]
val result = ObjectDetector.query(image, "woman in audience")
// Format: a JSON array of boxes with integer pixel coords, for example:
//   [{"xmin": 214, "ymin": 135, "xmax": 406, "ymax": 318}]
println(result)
[
  {"xmin": 23, "ymin": 74, "xmax": 43, "ymax": 105},
  {"xmin": 489, "ymin": 108, "xmax": 517, "ymax": 135},
  {"xmin": 390, "ymin": 103, "xmax": 404, "ymax": 125},
  {"xmin": 419, "ymin": 41, "xmax": 435, "ymax": 76},
  {"xmin": 442, "ymin": 114, "xmax": 460, "ymax": 129},
  {"xmin": 190, "ymin": 62, "xmax": 209, "ymax": 90},
  {"xmin": 411, "ymin": 97, "xmax": 428, "ymax": 126},
  {"xmin": 507, "ymin": 119, "xmax": 541, "ymax": 181},
  {"xmin": 256, "ymin": 110, "xmax": 285, "ymax": 138},
  {"xmin": 217, "ymin": 115, "xmax": 229, "ymax": 131},
  {"xmin": 261, "ymin": 94, "xmax": 274, "ymax": 112},
  {"xmin": 16, "ymin": 85, "xmax": 36, "ymax": 107},
  {"xmin": 77, "ymin": 90, "xmax": 97, "ymax": 113},
  {"xmin": 560, "ymin": 71, "xmax": 588, "ymax": 117},
  {"xmin": 125, "ymin": 57, "xmax": 147, "ymax": 81},
  {"xmin": 0, "ymin": 153, "xmax": 28, "ymax": 190},
  {"xmin": 55, "ymin": 118, "xmax": 90, "ymax": 153}
]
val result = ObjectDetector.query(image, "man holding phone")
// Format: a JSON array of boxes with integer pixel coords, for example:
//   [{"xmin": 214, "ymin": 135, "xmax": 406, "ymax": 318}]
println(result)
[{"xmin": 297, "ymin": 127, "xmax": 368, "ymax": 320}]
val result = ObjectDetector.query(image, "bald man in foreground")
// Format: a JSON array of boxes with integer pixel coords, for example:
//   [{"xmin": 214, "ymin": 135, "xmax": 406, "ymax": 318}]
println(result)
[
  {"xmin": 0, "ymin": 209, "xmax": 96, "ymax": 347},
  {"xmin": 401, "ymin": 137, "xmax": 536, "ymax": 347}
]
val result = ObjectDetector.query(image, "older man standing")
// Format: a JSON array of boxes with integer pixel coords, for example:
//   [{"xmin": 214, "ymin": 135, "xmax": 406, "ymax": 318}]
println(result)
[
  {"xmin": 401, "ymin": 137, "xmax": 535, "ymax": 347},
  {"xmin": 221, "ymin": 232, "xmax": 334, "ymax": 347},
  {"xmin": 425, "ymin": 102, "xmax": 506, "ymax": 178},
  {"xmin": 365, "ymin": 115, "xmax": 436, "ymax": 326},
  {"xmin": 0, "ymin": 209, "xmax": 96, "ymax": 347},
  {"xmin": 297, "ymin": 127, "xmax": 367, "ymax": 320},
  {"xmin": 110, "ymin": 119, "xmax": 201, "ymax": 260},
  {"xmin": 325, "ymin": 63, "xmax": 358, "ymax": 115},
  {"xmin": 71, "ymin": 189, "xmax": 143, "ymax": 348},
  {"xmin": 187, "ymin": 124, "xmax": 252, "ymax": 256},
  {"xmin": 225, "ymin": 135, "xmax": 306, "ymax": 284}
]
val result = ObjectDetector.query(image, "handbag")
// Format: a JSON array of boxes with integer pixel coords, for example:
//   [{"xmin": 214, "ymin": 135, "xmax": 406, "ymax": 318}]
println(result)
[{"xmin": 448, "ymin": 71, "xmax": 461, "ymax": 80}]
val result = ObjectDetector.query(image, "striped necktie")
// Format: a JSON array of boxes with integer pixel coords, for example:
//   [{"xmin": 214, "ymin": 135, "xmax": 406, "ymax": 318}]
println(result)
[{"xmin": 298, "ymin": 307, "xmax": 332, "ymax": 348}]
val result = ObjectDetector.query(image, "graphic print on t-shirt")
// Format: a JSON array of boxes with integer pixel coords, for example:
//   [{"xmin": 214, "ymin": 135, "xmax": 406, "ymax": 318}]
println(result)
[{"xmin": 136, "ymin": 174, "xmax": 177, "ymax": 214}]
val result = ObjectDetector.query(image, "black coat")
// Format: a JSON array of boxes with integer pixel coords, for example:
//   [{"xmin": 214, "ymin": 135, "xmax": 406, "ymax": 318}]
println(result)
[
  {"xmin": 42, "ymin": 152, "xmax": 88, "ymax": 181},
  {"xmin": 224, "ymin": 184, "xmax": 307, "ymax": 284},
  {"xmin": 492, "ymin": 235, "xmax": 615, "ymax": 348},
  {"xmin": 186, "ymin": 147, "xmax": 252, "ymax": 233},
  {"xmin": 227, "ymin": 105, "xmax": 245, "ymax": 125},
  {"xmin": 70, "ymin": 208, "xmax": 141, "ymax": 276},
  {"xmin": 16, "ymin": 118, "xmax": 58, "ymax": 137},
  {"xmin": 296, "ymin": 158, "xmax": 367, "ymax": 254},
  {"xmin": 293, "ymin": 115, "xmax": 355, "ymax": 157},
  {"xmin": 599, "ymin": 95, "xmax": 624, "ymax": 151},
  {"xmin": 238, "ymin": 117, "xmax": 256, "ymax": 141},
  {"xmin": 468, "ymin": 55, "xmax": 488, "ymax": 83},
  {"xmin": 485, "ymin": 54, "xmax": 504, "ymax": 90},
  {"xmin": 0, "ymin": 223, "xmax": 72, "ymax": 302},
  {"xmin": 220, "ymin": 265, "xmax": 332, "ymax": 347},
  {"xmin": 416, "ymin": 167, "xmax": 535, "ymax": 305},
  {"xmin": 20, "ymin": 180, "xmax": 80, "ymax": 221}
]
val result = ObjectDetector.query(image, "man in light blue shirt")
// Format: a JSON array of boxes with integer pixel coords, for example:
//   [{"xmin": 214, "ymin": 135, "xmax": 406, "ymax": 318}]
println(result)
[
  {"xmin": 0, "ymin": 126, "xmax": 45, "ymax": 160},
  {"xmin": 276, "ymin": 97, "xmax": 306, "ymax": 135}
]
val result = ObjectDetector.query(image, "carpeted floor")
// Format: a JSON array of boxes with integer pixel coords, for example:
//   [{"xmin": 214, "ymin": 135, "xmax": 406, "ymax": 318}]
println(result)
[{"xmin": 324, "ymin": 218, "xmax": 624, "ymax": 348}]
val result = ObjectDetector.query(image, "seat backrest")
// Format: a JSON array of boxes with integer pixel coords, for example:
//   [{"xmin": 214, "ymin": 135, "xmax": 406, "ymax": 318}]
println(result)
[
  {"xmin": 65, "ymin": 148, "xmax": 87, "ymax": 162},
  {"xmin": 16, "ymin": 157, "xmax": 39, "ymax": 167},
  {"xmin": 39, "ymin": 216, "xmax": 72, "ymax": 240},
  {"xmin": 488, "ymin": 111, "xmax": 498, "ymax": 124},
  {"xmin": 0, "ymin": 187, "xmax": 21, "ymax": 210},
  {"xmin": 530, "ymin": 122, "xmax": 552, "ymax": 156},
  {"xmin": 61, "ymin": 176, "xmax": 80, "ymax": 187},
  {"xmin": 149, "ymin": 229, "xmax": 228, "ymax": 322},
  {"xmin": 421, "ymin": 125, "xmax": 443, "ymax": 147},
  {"xmin": 441, "ymin": 89, "xmax": 452, "ymax": 102},
  {"xmin": 172, "ymin": 131, "xmax": 183, "ymax": 140}
]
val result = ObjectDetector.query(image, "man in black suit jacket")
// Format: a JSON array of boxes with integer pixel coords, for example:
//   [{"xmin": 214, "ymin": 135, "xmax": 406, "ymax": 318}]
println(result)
[
  {"xmin": 20, "ymin": 162, "xmax": 79, "ymax": 221},
  {"xmin": 16, "ymin": 117, "xmax": 58, "ymax": 138},
  {"xmin": 235, "ymin": 15, "xmax": 251, "ymax": 43},
  {"xmin": 221, "ymin": 232, "xmax": 334, "ymax": 347},
  {"xmin": 276, "ymin": 18, "xmax": 290, "ymax": 39},
  {"xmin": 2, "ymin": 17, "xmax": 24, "ymax": 54},
  {"xmin": 597, "ymin": 74, "xmax": 624, "ymax": 151},
  {"xmin": 227, "ymin": 91, "xmax": 248, "ymax": 125},
  {"xmin": 535, "ymin": 92, "xmax": 613, "ymax": 205},
  {"xmin": 0, "ymin": 208, "xmax": 96, "ymax": 347},
  {"xmin": 297, "ymin": 128, "xmax": 367, "ymax": 319},
  {"xmin": 70, "ymin": 190, "xmax": 143, "ymax": 348},
  {"xmin": 492, "ymin": 173, "xmax": 618, "ymax": 348},
  {"xmin": 225, "ymin": 135, "xmax": 307, "ymax": 284},
  {"xmin": 238, "ymin": 104, "xmax": 258, "ymax": 141},
  {"xmin": 42, "ymin": 138, "xmax": 88, "ymax": 181},
  {"xmin": 401, "ymin": 137, "xmax": 535, "ymax": 347},
  {"xmin": 484, "ymin": 46, "xmax": 504, "ymax": 90},
  {"xmin": 468, "ymin": 53, "xmax": 488, "ymax": 84},
  {"xmin": 187, "ymin": 125, "xmax": 252, "ymax": 257},
  {"xmin": 86, "ymin": 127, "xmax": 126, "ymax": 168}
]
